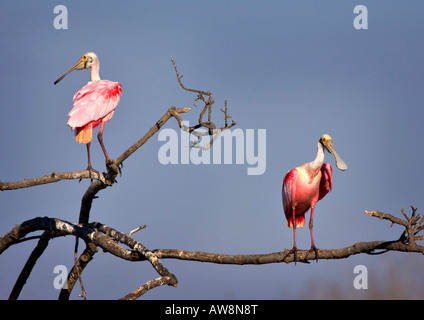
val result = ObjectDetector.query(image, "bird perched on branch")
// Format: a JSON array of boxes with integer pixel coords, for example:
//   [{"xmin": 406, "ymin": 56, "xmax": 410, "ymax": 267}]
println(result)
[
  {"xmin": 282, "ymin": 134, "xmax": 348, "ymax": 263},
  {"xmin": 54, "ymin": 52, "xmax": 122, "ymax": 179}
]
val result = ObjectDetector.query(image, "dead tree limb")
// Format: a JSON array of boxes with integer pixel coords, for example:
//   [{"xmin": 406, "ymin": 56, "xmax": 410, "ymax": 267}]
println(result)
[
  {"xmin": 143, "ymin": 207, "xmax": 424, "ymax": 264},
  {"xmin": 59, "ymin": 241, "xmax": 97, "ymax": 300},
  {"xmin": 0, "ymin": 170, "xmax": 108, "ymax": 191},
  {"xmin": 1, "ymin": 207, "xmax": 423, "ymax": 299},
  {"xmin": 171, "ymin": 56, "xmax": 236, "ymax": 150},
  {"xmin": 0, "ymin": 218, "xmax": 178, "ymax": 300},
  {"xmin": 8, "ymin": 231, "xmax": 54, "ymax": 300}
]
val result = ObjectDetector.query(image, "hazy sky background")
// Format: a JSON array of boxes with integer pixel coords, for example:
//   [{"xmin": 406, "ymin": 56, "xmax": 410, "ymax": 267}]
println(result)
[{"xmin": 1, "ymin": 1, "xmax": 424, "ymax": 299}]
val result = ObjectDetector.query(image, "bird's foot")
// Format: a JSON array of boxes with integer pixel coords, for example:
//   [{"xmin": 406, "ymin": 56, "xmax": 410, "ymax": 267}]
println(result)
[
  {"xmin": 305, "ymin": 245, "xmax": 319, "ymax": 262},
  {"xmin": 105, "ymin": 158, "xmax": 113, "ymax": 167},
  {"xmin": 281, "ymin": 246, "xmax": 298, "ymax": 264},
  {"xmin": 80, "ymin": 165, "xmax": 100, "ymax": 182},
  {"xmin": 105, "ymin": 158, "xmax": 124, "ymax": 182},
  {"xmin": 104, "ymin": 158, "xmax": 120, "ymax": 183}
]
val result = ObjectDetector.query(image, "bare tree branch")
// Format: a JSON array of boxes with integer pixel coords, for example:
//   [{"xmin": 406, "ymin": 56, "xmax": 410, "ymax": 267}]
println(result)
[
  {"xmin": 114, "ymin": 107, "xmax": 191, "ymax": 166},
  {"xmin": 1, "ymin": 207, "xmax": 423, "ymax": 299},
  {"xmin": 144, "ymin": 208, "xmax": 423, "ymax": 264},
  {"xmin": 0, "ymin": 170, "xmax": 108, "ymax": 191},
  {"xmin": 171, "ymin": 56, "xmax": 236, "ymax": 150},
  {"xmin": 366, "ymin": 206, "xmax": 424, "ymax": 249},
  {"xmin": 119, "ymin": 276, "xmax": 177, "ymax": 300},
  {"xmin": 0, "ymin": 217, "xmax": 178, "ymax": 299},
  {"xmin": 150, "ymin": 239, "xmax": 424, "ymax": 265},
  {"xmin": 58, "ymin": 242, "xmax": 97, "ymax": 300},
  {"xmin": 8, "ymin": 231, "xmax": 53, "ymax": 300}
]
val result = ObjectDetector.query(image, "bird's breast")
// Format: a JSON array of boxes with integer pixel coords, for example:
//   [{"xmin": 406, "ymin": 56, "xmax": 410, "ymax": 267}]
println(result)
[{"xmin": 293, "ymin": 167, "xmax": 322, "ymax": 209}]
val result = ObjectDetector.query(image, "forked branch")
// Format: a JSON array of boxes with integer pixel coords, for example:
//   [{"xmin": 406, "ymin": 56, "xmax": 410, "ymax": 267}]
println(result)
[
  {"xmin": 365, "ymin": 205, "xmax": 424, "ymax": 249},
  {"xmin": 171, "ymin": 56, "xmax": 236, "ymax": 149}
]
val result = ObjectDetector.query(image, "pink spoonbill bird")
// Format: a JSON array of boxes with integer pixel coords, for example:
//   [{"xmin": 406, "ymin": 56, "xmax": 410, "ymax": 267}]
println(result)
[
  {"xmin": 282, "ymin": 134, "xmax": 348, "ymax": 263},
  {"xmin": 54, "ymin": 52, "xmax": 122, "ymax": 179}
]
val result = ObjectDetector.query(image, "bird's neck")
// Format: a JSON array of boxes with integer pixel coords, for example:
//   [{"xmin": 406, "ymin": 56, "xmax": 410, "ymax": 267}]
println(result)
[
  {"xmin": 306, "ymin": 142, "xmax": 324, "ymax": 177},
  {"xmin": 90, "ymin": 63, "xmax": 101, "ymax": 82}
]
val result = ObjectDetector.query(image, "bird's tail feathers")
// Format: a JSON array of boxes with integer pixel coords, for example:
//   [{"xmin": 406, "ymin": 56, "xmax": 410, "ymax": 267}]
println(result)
[
  {"xmin": 287, "ymin": 216, "xmax": 305, "ymax": 228},
  {"xmin": 75, "ymin": 124, "xmax": 93, "ymax": 144}
]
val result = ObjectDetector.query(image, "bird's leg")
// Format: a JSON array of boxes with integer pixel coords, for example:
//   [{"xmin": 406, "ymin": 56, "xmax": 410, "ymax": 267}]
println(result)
[
  {"xmin": 87, "ymin": 142, "xmax": 93, "ymax": 182},
  {"xmin": 98, "ymin": 122, "xmax": 121, "ymax": 180},
  {"xmin": 305, "ymin": 206, "xmax": 319, "ymax": 262},
  {"xmin": 84, "ymin": 142, "xmax": 93, "ymax": 182},
  {"xmin": 97, "ymin": 122, "xmax": 110, "ymax": 162},
  {"xmin": 282, "ymin": 207, "xmax": 298, "ymax": 264},
  {"xmin": 83, "ymin": 142, "xmax": 99, "ymax": 182}
]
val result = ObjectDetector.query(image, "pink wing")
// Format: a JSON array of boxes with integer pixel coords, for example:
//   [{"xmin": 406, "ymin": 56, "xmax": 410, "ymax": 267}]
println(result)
[
  {"xmin": 318, "ymin": 163, "xmax": 333, "ymax": 201},
  {"xmin": 282, "ymin": 168, "xmax": 297, "ymax": 216},
  {"xmin": 67, "ymin": 80, "xmax": 122, "ymax": 129}
]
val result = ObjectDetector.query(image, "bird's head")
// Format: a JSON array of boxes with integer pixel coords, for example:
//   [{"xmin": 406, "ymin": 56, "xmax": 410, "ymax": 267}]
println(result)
[
  {"xmin": 54, "ymin": 52, "xmax": 99, "ymax": 85},
  {"xmin": 319, "ymin": 134, "xmax": 348, "ymax": 171}
]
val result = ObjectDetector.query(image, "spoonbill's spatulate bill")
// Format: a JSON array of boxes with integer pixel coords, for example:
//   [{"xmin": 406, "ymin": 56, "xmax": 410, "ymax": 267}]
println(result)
[
  {"xmin": 54, "ymin": 52, "xmax": 122, "ymax": 178},
  {"xmin": 282, "ymin": 134, "xmax": 348, "ymax": 263}
]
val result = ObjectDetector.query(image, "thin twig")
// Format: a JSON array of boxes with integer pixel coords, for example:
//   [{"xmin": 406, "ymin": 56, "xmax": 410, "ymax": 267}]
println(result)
[
  {"xmin": 126, "ymin": 225, "xmax": 147, "ymax": 236},
  {"xmin": 74, "ymin": 238, "xmax": 86, "ymax": 300},
  {"xmin": 119, "ymin": 276, "xmax": 177, "ymax": 300}
]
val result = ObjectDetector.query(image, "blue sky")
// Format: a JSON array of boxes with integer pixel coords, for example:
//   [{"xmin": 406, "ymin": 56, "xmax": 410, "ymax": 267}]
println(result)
[{"xmin": 1, "ymin": 1, "xmax": 424, "ymax": 299}]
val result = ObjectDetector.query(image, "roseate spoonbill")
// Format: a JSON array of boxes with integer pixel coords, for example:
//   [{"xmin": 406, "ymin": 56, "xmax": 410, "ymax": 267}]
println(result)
[
  {"xmin": 282, "ymin": 134, "xmax": 348, "ymax": 263},
  {"xmin": 54, "ymin": 52, "xmax": 121, "ymax": 179}
]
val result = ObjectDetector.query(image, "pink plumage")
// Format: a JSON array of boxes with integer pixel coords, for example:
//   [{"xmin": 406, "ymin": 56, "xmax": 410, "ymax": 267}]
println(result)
[
  {"xmin": 67, "ymin": 80, "xmax": 121, "ymax": 143},
  {"xmin": 318, "ymin": 163, "xmax": 332, "ymax": 201},
  {"xmin": 282, "ymin": 162, "xmax": 332, "ymax": 228}
]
